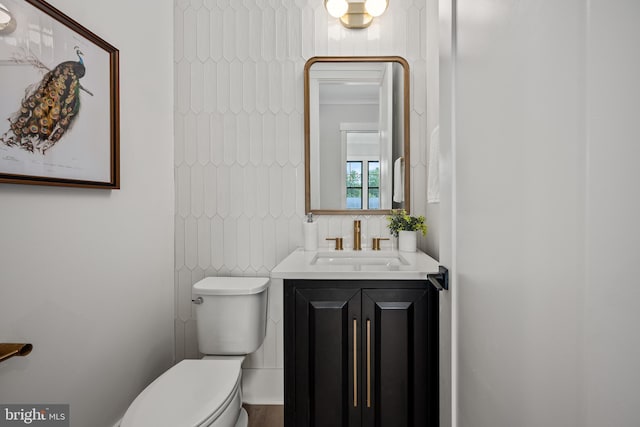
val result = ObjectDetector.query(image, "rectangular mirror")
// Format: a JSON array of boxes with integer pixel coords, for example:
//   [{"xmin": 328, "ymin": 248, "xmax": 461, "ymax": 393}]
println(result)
[{"xmin": 305, "ymin": 56, "xmax": 410, "ymax": 214}]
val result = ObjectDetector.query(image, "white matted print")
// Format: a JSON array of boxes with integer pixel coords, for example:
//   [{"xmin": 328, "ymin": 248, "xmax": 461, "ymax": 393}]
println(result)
[{"xmin": 0, "ymin": 0, "xmax": 119, "ymax": 188}]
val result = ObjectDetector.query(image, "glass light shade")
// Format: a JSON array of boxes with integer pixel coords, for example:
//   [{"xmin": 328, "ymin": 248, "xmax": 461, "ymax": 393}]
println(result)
[
  {"xmin": 325, "ymin": 0, "xmax": 349, "ymax": 18},
  {"xmin": 364, "ymin": 0, "xmax": 388, "ymax": 17},
  {"xmin": 0, "ymin": 6, "xmax": 10, "ymax": 25}
]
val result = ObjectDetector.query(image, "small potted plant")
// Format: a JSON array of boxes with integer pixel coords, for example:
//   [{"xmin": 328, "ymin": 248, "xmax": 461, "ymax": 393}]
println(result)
[{"xmin": 387, "ymin": 209, "xmax": 427, "ymax": 252}]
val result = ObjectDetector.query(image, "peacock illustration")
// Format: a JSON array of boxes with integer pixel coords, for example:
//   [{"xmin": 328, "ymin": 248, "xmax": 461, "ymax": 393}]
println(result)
[{"xmin": 0, "ymin": 46, "xmax": 92, "ymax": 154}]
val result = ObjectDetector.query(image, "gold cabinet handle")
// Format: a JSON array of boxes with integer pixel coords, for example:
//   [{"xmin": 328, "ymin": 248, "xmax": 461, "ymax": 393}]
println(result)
[
  {"xmin": 353, "ymin": 318, "xmax": 357, "ymax": 407},
  {"xmin": 367, "ymin": 319, "xmax": 371, "ymax": 408}
]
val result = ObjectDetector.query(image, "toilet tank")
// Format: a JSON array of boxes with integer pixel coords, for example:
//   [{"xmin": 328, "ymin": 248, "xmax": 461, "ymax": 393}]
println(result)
[{"xmin": 192, "ymin": 277, "xmax": 270, "ymax": 355}]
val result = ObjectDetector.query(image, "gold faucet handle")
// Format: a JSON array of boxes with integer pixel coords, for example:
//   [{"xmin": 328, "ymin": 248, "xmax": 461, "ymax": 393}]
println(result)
[
  {"xmin": 326, "ymin": 237, "xmax": 344, "ymax": 250},
  {"xmin": 371, "ymin": 237, "xmax": 390, "ymax": 251}
]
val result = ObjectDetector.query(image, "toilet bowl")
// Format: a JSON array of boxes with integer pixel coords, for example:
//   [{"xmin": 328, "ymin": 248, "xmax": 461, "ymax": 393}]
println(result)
[
  {"xmin": 120, "ymin": 359, "xmax": 245, "ymax": 427},
  {"xmin": 120, "ymin": 277, "xmax": 270, "ymax": 427}
]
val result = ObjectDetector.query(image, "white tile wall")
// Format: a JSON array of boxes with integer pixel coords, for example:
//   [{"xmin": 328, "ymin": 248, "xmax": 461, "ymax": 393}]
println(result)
[{"xmin": 174, "ymin": 0, "xmax": 433, "ymax": 369}]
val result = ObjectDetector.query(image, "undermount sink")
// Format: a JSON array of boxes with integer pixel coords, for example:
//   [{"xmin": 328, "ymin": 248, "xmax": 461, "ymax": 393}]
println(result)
[
  {"xmin": 270, "ymin": 248, "xmax": 440, "ymax": 280},
  {"xmin": 310, "ymin": 251, "xmax": 410, "ymax": 268}
]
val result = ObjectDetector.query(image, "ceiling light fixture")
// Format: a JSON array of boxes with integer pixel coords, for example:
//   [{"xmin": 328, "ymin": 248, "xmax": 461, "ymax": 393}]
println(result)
[
  {"xmin": 325, "ymin": 0, "xmax": 389, "ymax": 29},
  {"xmin": 0, "ymin": 3, "xmax": 16, "ymax": 35}
]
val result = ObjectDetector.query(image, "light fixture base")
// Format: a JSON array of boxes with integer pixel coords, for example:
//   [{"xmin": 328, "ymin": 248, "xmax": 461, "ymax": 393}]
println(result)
[{"xmin": 339, "ymin": 2, "xmax": 373, "ymax": 29}]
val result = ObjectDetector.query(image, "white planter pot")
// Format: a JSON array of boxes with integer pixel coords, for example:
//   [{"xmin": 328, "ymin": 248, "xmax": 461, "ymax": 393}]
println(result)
[{"xmin": 398, "ymin": 230, "xmax": 417, "ymax": 252}]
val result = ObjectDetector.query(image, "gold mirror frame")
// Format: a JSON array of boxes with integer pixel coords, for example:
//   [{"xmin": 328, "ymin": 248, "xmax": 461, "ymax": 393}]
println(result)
[{"xmin": 304, "ymin": 56, "xmax": 410, "ymax": 214}]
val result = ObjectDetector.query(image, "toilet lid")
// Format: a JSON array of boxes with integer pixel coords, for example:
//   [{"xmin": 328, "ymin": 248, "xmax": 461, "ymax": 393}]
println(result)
[
  {"xmin": 121, "ymin": 359, "xmax": 241, "ymax": 427},
  {"xmin": 193, "ymin": 277, "xmax": 270, "ymax": 295}
]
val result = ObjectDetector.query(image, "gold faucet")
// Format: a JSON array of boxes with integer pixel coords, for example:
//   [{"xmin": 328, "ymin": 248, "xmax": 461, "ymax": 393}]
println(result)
[{"xmin": 353, "ymin": 220, "xmax": 362, "ymax": 250}]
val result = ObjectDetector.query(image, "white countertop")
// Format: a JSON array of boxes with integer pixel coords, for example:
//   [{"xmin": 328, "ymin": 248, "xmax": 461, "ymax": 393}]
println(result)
[{"xmin": 271, "ymin": 247, "xmax": 440, "ymax": 280}]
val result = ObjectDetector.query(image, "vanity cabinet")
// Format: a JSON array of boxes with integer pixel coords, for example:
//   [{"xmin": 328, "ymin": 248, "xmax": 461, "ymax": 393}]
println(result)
[{"xmin": 284, "ymin": 280, "xmax": 439, "ymax": 427}]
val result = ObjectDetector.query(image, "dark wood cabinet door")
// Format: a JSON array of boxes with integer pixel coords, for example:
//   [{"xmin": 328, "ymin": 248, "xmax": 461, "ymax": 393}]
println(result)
[
  {"xmin": 292, "ymin": 287, "xmax": 362, "ymax": 427},
  {"xmin": 361, "ymin": 288, "xmax": 439, "ymax": 427}
]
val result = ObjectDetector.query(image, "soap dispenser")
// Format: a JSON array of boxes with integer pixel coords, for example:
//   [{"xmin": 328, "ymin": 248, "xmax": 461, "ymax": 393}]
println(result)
[{"xmin": 303, "ymin": 213, "xmax": 318, "ymax": 251}]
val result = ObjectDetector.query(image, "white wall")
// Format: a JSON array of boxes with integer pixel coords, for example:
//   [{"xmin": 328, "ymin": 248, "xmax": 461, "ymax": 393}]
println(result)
[
  {"xmin": 318, "ymin": 103, "xmax": 378, "ymax": 209},
  {"xmin": 584, "ymin": 1, "xmax": 640, "ymax": 425},
  {"xmin": 0, "ymin": 1, "xmax": 175, "ymax": 426},
  {"xmin": 424, "ymin": 0, "xmax": 440, "ymax": 259},
  {"xmin": 174, "ymin": 0, "xmax": 439, "ymax": 401},
  {"xmin": 444, "ymin": 0, "xmax": 640, "ymax": 426},
  {"xmin": 449, "ymin": 0, "xmax": 585, "ymax": 425}
]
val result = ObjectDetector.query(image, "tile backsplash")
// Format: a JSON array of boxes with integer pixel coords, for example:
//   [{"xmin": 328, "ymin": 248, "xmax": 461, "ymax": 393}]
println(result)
[{"xmin": 174, "ymin": 0, "xmax": 434, "ymax": 367}]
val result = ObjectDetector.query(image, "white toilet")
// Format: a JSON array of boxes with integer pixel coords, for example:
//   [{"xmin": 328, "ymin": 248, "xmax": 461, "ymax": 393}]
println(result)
[{"xmin": 120, "ymin": 277, "xmax": 270, "ymax": 427}]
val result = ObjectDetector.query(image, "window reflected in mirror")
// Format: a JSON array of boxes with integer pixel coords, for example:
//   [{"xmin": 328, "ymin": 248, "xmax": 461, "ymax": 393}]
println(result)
[{"xmin": 345, "ymin": 131, "xmax": 380, "ymax": 210}]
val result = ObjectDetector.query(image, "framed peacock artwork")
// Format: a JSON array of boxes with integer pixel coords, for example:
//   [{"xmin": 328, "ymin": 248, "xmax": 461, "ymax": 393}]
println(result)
[{"xmin": 0, "ymin": 0, "xmax": 119, "ymax": 188}]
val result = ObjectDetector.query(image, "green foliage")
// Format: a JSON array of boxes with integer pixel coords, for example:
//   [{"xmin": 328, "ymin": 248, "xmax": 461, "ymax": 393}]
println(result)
[
  {"xmin": 369, "ymin": 166, "xmax": 380, "ymax": 186},
  {"xmin": 346, "ymin": 188, "xmax": 361, "ymax": 198},
  {"xmin": 386, "ymin": 209, "xmax": 427, "ymax": 237},
  {"xmin": 346, "ymin": 169, "xmax": 361, "ymax": 187}
]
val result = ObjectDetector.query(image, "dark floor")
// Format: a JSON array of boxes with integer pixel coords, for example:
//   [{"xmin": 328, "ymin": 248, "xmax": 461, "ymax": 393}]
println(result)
[{"xmin": 244, "ymin": 404, "xmax": 284, "ymax": 427}]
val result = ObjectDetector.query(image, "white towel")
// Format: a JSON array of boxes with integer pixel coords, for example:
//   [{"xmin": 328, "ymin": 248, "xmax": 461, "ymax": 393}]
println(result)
[
  {"xmin": 427, "ymin": 126, "xmax": 440, "ymax": 203},
  {"xmin": 393, "ymin": 157, "xmax": 404, "ymax": 203}
]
